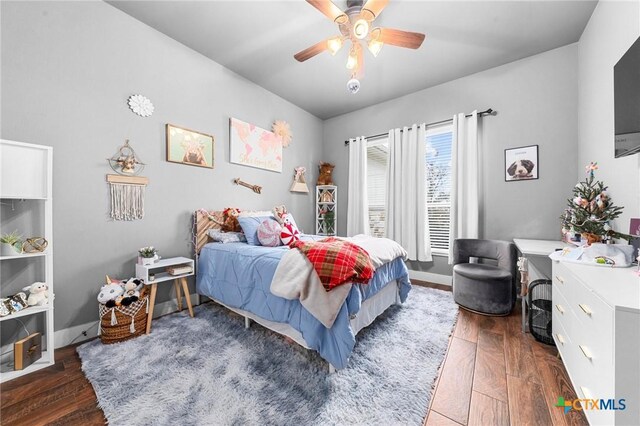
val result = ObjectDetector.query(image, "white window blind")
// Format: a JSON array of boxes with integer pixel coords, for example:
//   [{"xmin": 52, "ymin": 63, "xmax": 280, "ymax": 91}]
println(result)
[
  {"xmin": 362, "ymin": 127, "xmax": 453, "ymax": 251},
  {"xmin": 425, "ymin": 128, "xmax": 453, "ymax": 252},
  {"xmin": 366, "ymin": 138, "xmax": 388, "ymax": 238}
]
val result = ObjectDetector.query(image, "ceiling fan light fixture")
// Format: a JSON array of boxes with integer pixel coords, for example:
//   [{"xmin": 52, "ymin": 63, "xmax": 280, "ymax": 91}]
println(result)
[
  {"xmin": 327, "ymin": 37, "xmax": 343, "ymax": 55},
  {"xmin": 360, "ymin": 9, "xmax": 376, "ymax": 22},
  {"xmin": 347, "ymin": 77, "xmax": 360, "ymax": 94},
  {"xmin": 368, "ymin": 38, "xmax": 383, "ymax": 57},
  {"xmin": 346, "ymin": 49, "xmax": 358, "ymax": 69},
  {"xmin": 353, "ymin": 18, "xmax": 369, "ymax": 40}
]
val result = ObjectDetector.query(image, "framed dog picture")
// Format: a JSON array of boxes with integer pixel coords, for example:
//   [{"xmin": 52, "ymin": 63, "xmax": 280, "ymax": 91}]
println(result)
[
  {"xmin": 504, "ymin": 145, "xmax": 538, "ymax": 181},
  {"xmin": 166, "ymin": 124, "xmax": 214, "ymax": 169}
]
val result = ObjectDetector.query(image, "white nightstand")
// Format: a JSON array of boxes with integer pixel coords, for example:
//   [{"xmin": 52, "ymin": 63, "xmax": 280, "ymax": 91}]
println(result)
[{"xmin": 135, "ymin": 256, "xmax": 195, "ymax": 334}]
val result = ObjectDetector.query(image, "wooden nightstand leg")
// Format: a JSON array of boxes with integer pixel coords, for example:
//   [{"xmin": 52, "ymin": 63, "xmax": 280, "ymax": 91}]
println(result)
[
  {"xmin": 174, "ymin": 280, "xmax": 183, "ymax": 312},
  {"xmin": 146, "ymin": 283, "xmax": 158, "ymax": 334},
  {"xmin": 181, "ymin": 277, "xmax": 194, "ymax": 317}
]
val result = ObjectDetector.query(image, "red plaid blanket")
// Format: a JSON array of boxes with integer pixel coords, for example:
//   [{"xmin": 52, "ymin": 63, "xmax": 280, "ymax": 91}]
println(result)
[{"xmin": 290, "ymin": 237, "xmax": 375, "ymax": 291}]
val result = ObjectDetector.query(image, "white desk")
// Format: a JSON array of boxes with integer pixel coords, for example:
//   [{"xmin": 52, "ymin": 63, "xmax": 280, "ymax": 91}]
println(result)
[
  {"xmin": 513, "ymin": 239, "xmax": 570, "ymax": 257},
  {"xmin": 513, "ymin": 238, "xmax": 570, "ymax": 332}
]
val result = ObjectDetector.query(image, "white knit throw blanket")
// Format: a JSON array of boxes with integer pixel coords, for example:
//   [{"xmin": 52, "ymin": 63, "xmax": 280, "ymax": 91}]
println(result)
[{"xmin": 110, "ymin": 183, "xmax": 145, "ymax": 220}]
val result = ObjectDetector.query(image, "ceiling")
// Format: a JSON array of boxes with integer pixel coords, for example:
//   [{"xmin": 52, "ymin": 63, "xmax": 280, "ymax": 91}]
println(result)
[{"xmin": 108, "ymin": 1, "xmax": 597, "ymax": 119}]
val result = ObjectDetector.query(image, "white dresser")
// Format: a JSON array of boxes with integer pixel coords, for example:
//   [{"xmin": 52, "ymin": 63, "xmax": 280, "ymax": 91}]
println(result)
[{"xmin": 552, "ymin": 261, "xmax": 640, "ymax": 425}]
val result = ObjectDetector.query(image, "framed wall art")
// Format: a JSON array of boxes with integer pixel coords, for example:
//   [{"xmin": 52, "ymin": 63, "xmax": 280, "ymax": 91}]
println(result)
[
  {"xmin": 504, "ymin": 145, "xmax": 538, "ymax": 181},
  {"xmin": 166, "ymin": 124, "xmax": 214, "ymax": 169},
  {"xmin": 229, "ymin": 117, "xmax": 282, "ymax": 173}
]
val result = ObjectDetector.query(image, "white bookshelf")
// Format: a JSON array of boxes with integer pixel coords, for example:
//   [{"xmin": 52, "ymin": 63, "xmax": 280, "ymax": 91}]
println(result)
[
  {"xmin": 315, "ymin": 185, "xmax": 337, "ymax": 236},
  {"xmin": 0, "ymin": 140, "xmax": 54, "ymax": 382}
]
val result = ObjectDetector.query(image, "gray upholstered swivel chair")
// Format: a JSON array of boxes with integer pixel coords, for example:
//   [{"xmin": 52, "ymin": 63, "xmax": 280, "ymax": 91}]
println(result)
[{"xmin": 452, "ymin": 239, "xmax": 517, "ymax": 316}]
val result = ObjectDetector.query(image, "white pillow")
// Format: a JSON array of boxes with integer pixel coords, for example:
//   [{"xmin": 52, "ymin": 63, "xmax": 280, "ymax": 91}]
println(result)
[
  {"xmin": 238, "ymin": 210, "xmax": 273, "ymax": 218},
  {"xmin": 207, "ymin": 230, "xmax": 246, "ymax": 244}
]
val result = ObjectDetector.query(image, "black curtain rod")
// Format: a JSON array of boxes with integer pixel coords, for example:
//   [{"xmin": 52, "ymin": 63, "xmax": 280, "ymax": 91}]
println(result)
[{"xmin": 344, "ymin": 108, "xmax": 495, "ymax": 146}]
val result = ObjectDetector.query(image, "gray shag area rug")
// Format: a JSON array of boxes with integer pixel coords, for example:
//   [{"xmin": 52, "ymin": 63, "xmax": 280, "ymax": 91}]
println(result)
[{"xmin": 77, "ymin": 286, "xmax": 458, "ymax": 426}]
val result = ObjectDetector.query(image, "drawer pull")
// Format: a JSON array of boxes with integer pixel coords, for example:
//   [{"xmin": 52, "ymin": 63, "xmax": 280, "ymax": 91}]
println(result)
[
  {"xmin": 555, "ymin": 275, "xmax": 565, "ymax": 284},
  {"xmin": 579, "ymin": 345, "xmax": 593, "ymax": 360},
  {"xmin": 555, "ymin": 333, "xmax": 565, "ymax": 345},
  {"xmin": 580, "ymin": 386, "xmax": 593, "ymax": 399},
  {"xmin": 578, "ymin": 304, "xmax": 592, "ymax": 316},
  {"xmin": 555, "ymin": 304, "xmax": 565, "ymax": 314}
]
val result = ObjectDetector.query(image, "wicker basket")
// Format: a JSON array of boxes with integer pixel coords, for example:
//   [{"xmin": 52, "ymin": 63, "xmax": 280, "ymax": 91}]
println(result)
[{"xmin": 99, "ymin": 294, "xmax": 149, "ymax": 344}]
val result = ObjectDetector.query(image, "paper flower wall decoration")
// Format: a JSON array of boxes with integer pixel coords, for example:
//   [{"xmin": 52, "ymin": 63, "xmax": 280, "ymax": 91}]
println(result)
[
  {"xmin": 272, "ymin": 120, "xmax": 292, "ymax": 148},
  {"xmin": 128, "ymin": 94, "xmax": 154, "ymax": 117}
]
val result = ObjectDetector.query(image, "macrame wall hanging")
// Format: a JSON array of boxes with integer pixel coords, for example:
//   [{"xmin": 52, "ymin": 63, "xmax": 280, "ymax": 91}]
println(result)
[{"xmin": 106, "ymin": 140, "xmax": 149, "ymax": 221}]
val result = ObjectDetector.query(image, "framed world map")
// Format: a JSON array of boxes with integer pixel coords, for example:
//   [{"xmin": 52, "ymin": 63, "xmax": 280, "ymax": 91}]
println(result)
[{"xmin": 229, "ymin": 117, "xmax": 282, "ymax": 173}]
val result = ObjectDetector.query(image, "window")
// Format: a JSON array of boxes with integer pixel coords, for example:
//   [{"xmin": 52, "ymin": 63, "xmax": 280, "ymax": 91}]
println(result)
[
  {"xmin": 425, "ymin": 126, "xmax": 453, "ymax": 253},
  {"xmin": 366, "ymin": 138, "xmax": 388, "ymax": 238},
  {"xmin": 364, "ymin": 125, "xmax": 453, "ymax": 253}
]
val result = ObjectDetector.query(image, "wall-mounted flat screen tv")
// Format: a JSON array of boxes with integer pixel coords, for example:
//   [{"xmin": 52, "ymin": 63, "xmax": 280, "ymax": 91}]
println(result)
[{"xmin": 614, "ymin": 36, "xmax": 640, "ymax": 158}]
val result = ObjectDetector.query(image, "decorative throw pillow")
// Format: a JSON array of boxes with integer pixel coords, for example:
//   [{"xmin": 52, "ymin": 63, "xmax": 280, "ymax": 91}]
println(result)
[
  {"xmin": 207, "ymin": 230, "xmax": 247, "ymax": 244},
  {"xmin": 257, "ymin": 219, "xmax": 283, "ymax": 247},
  {"xmin": 237, "ymin": 215, "xmax": 275, "ymax": 246},
  {"xmin": 280, "ymin": 216, "xmax": 301, "ymax": 246}
]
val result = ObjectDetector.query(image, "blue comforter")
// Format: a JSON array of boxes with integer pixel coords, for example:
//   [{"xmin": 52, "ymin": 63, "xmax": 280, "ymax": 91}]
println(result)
[{"xmin": 196, "ymin": 242, "xmax": 411, "ymax": 369}]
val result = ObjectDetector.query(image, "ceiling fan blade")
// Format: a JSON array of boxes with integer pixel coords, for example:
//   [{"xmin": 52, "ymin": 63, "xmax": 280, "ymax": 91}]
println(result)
[
  {"xmin": 306, "ymin": 0, "xmax": 348, "ymax": 23},
  {"xmin": 294, "ymin": 40, "xmax": 329, "ymax": 62},
  {"xmin": 378, "ymin": 28, "xmax": 425, "ymax": 49},
  {"xmin": 360, "ymin": 0, "xmax": 389, "ymax": 20}
]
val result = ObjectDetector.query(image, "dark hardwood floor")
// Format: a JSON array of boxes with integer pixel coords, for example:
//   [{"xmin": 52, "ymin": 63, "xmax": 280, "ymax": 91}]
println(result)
[
  {"xmin": 1, "ymin": 284, "xmax": 586, "ymax": 426},
  {"xmin": 424, "ymin": 297, "xmax": 588, "ymax": 426}
]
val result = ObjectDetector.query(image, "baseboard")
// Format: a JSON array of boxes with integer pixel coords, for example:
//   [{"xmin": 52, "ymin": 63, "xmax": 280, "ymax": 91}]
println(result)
[
  {"xmin": 408, "ymin": 270, "xmax": 452, "ymax": 286},
  {"xmin": 0, "ymin": 294, "xmax": 199, "ymax": 365}
]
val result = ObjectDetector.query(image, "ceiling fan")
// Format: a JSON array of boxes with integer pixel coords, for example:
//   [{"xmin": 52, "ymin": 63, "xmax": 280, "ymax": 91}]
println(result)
[{"xmin": 295, "ymin": 0, "xmax": 426, "ymax": 93}]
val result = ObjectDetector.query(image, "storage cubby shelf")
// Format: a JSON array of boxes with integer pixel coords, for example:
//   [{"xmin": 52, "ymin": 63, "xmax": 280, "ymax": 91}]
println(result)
[
  {"xmin": 0, "ymin": 252, "xmax": 48, "ymax": 261},
  {"xmin": 315, "ymin": 185, "xmax": 337, "ymax": 236},
  {"xmin": 0, "ymin": 305, "xmax": 50, "ymax": 322},
  {"xmin": 0, "ymin": 140, "xmax": 54, "ymax": 383}
]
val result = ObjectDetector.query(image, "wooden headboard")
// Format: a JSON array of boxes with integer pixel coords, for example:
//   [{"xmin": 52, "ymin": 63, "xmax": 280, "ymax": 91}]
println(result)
[{"xmin": 193, "ymin": 209, "xmax": 224, "ymax": 256}]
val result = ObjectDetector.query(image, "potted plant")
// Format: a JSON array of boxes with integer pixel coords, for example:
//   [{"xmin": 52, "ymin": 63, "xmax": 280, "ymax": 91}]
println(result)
[
  {"xmin": 323, "ymin": 211, "xmax": 335, "ymax": 235},
  {"xmin": 1, "ymin": 231, "xmax": 23, "ymax": 256},
  {"xmin": 138, "ymin": 246, "xmax": 158, "ymax": 265}
]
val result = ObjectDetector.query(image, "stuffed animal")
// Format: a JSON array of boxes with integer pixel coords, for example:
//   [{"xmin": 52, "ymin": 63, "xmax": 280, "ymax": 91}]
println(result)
[
  {"xmin": 21, "ymin": 282, "xmax": 49, "ymax": 306},
  {"xmin": 272, "ymin": 205, "xmax": 288, "ymax": 225},
  {"xmin": 222, "ymin": 208, "xmax": 242, "ymax": 232},
  {"xmin": 120, "ymin": 278, "xmax": 143, "ymax": 306},
  {"xmin": 317, "ymin": 162, "xmax": 335, "ymax": 185},
  {"xmin": 97, "ymin": 283, "xmax": 124, "ymax": 308}
]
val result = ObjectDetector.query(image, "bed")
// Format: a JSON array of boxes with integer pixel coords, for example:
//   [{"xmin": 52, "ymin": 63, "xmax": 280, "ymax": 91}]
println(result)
[{"xmin": 193, "ymin": 210, "xmax": 411, "ymax": 370}]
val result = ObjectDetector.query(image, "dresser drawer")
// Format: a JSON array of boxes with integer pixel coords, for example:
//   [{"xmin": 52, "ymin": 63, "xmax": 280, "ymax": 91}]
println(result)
[
  {"xmin": 567, "ymin": 280, "xmax": 614, "ymax": 375},
  {"xmin": 552, "ymin": 287, "xmax": 575, "ymax": 341},
  {"xmin": 552, "ymin": 261, "xmax": 575, "ymax": 298},
  {"xmin": 571, "ymin": 319, "xmax": 614, "ymax": 379},
  {"xmin": 553, "ymin": 311, "xmax": 576, "ymax": 364}
]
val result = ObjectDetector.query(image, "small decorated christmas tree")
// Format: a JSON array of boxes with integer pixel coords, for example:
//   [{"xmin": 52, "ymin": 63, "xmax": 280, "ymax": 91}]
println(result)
[{"xmin": 561, "ymin": 162, "xmax": 631, "ymax": 244}]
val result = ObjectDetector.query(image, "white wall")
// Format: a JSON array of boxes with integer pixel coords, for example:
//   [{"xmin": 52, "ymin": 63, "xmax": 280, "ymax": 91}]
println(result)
[
  {"xmin": 578, "ymin": 0, "xmax": 640, "ymax": 234},
  {"xmin": 0, "ymin": 1, "xmax": 324, "ymax": 338},
  {"xmin": 323, "ymin": 44, "xmax": 579, "ymax": 275}
]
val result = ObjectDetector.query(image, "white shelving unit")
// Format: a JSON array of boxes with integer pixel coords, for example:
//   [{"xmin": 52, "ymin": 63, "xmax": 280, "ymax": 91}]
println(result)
[
  {"xmin": 315, "ymin": 185, "xmax": 337, "ymax": 236},
  {"xmin": 135, "ymin": 256, "xmax": 194, "ymax": 285},
  {"xmin": 0, "ymin": 140, "xmax": 54, "ymax": 383}
]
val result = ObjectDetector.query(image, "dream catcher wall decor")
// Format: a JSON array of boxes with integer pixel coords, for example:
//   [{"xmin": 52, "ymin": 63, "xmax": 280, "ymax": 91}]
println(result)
[{"xmin": 106, "ymin": 140, "xmax": 149, "ymax": 221}]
